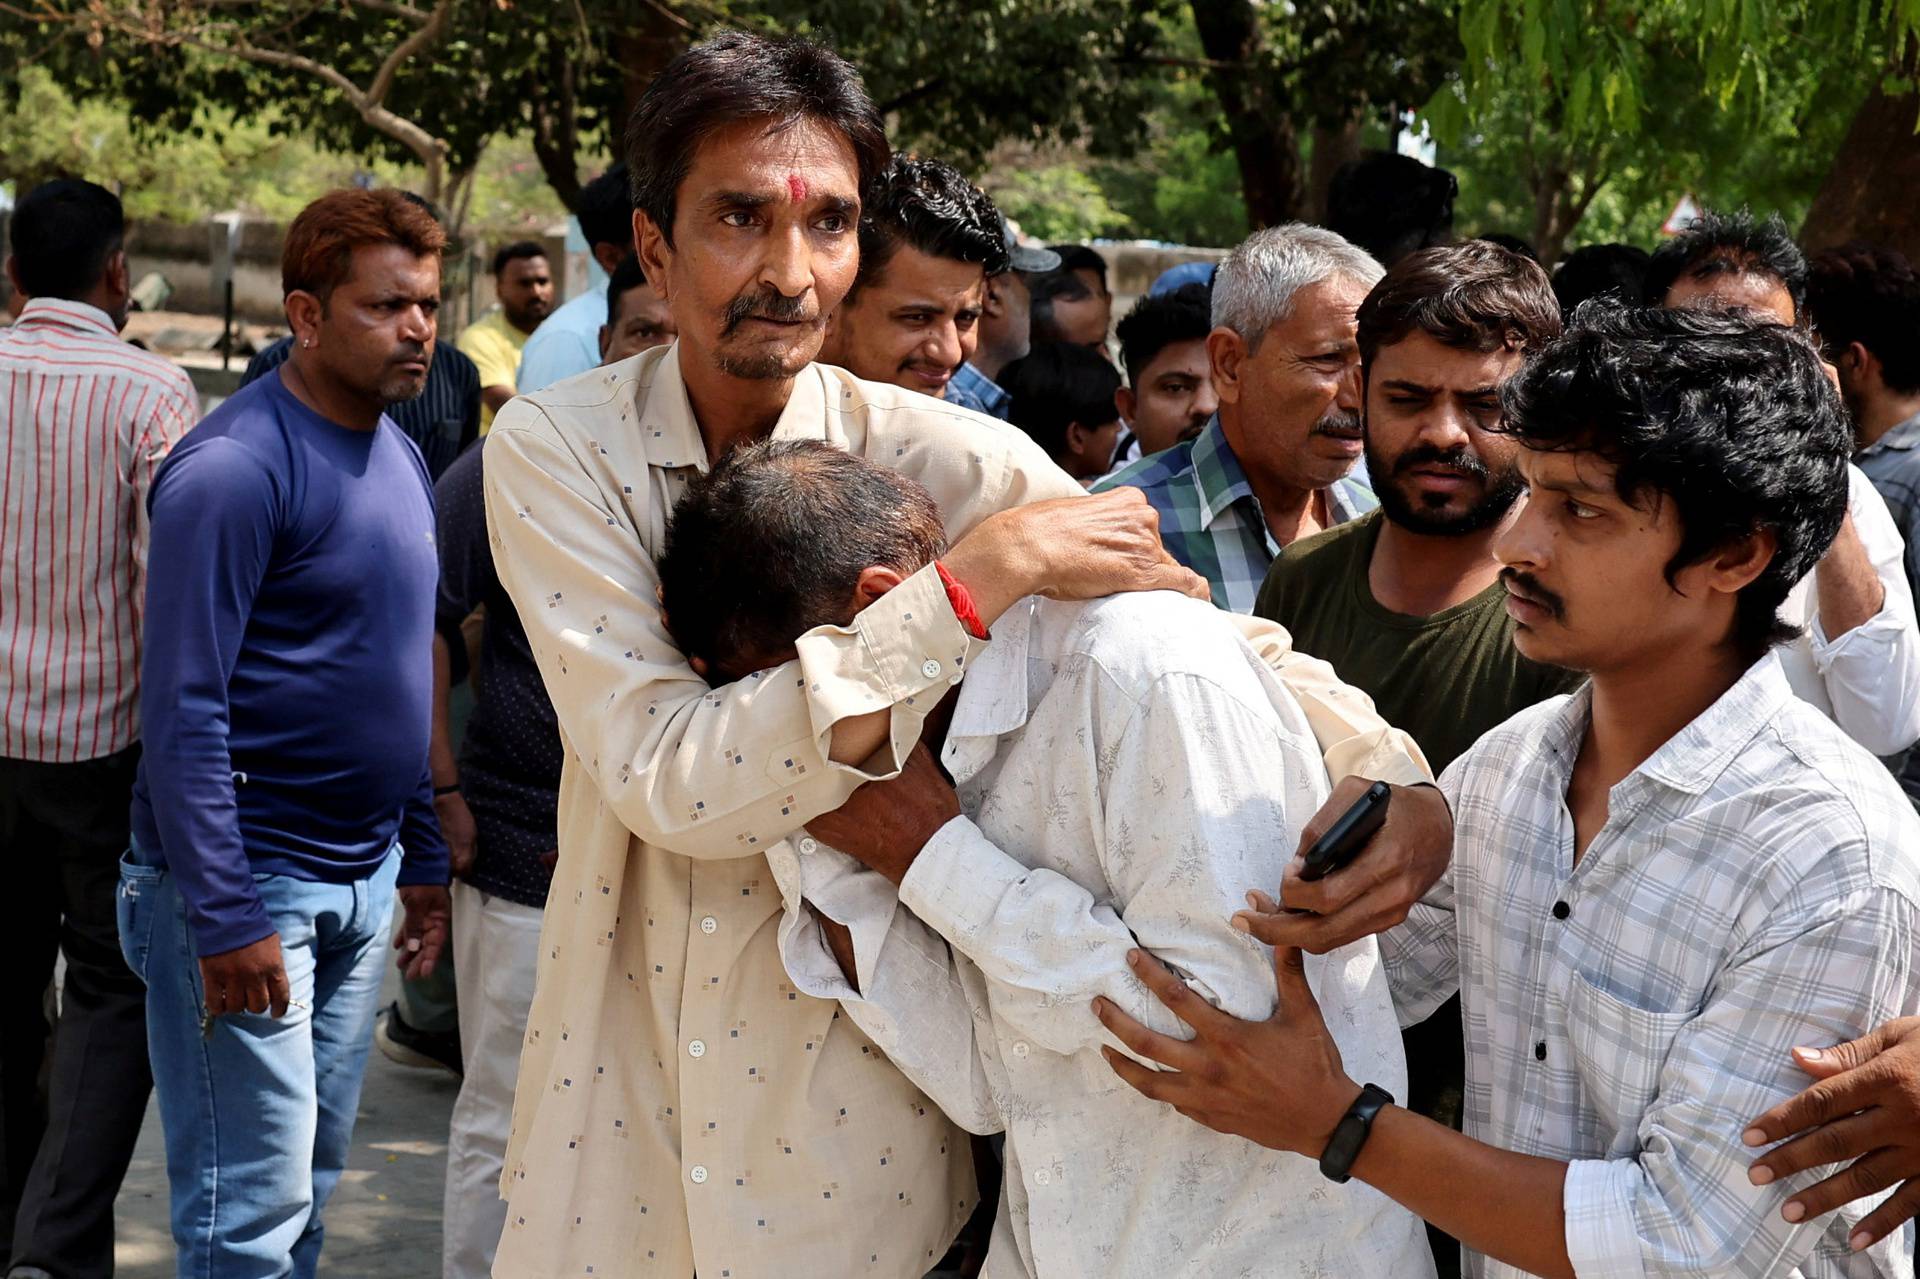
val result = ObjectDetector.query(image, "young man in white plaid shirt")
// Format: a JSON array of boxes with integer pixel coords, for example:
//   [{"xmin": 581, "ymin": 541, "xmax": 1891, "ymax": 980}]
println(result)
[{"xmin": 1098, "ymin": 305, "xmax": 1920, "ymax": 1278}]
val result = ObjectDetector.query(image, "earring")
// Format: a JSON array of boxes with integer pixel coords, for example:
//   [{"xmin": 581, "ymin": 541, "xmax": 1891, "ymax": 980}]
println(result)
[{"xmin": 302, "ymin": 338, "xmax": 313, "ymax": 349}]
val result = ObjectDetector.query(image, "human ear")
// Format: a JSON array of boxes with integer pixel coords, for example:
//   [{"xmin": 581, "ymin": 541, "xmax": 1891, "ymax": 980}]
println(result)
[{"xmin": 1207, "ymin": 327, "xmax": 1246, "ymax": 405}]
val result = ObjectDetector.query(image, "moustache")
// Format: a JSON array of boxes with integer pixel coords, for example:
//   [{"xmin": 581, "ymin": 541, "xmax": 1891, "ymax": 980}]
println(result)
[
  {"xmin": 1392, "ymin": 445, "xmax": 1490, "ymax": 481},
  {"xmin": 1311, "ymin": 408, "xmax": 1363, "ymax": 438},
  {"xmin": 722, "ymin": 288, "xmax": 817, "ymax": 336},
  {"xmin": 387, "ymin": 346, "xmax": 429, "ymax": 368},
  {"xmin": 1500, "ymin": 568, "xmax": 1567, "ymax": 620}
]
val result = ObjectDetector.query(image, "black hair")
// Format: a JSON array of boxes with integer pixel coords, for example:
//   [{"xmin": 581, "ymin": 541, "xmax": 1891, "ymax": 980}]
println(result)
[
  {"xmin": 1807, "ymin": 243, "xmax": 1920, "ymax": 395},
  {"xmin": 1357, "ymin": 240, "xmax": 1562, "ymax": 372},
  {"xmin": 1115, "ymin": 283, "xmax": 1212, "ymax": 385},
  {"xmin": 1325, "ymin": 152, "xmax": 1458, "ymax": 268},
  {"xmin": 1497, "ymin": 304, "xmax": 1849, "ymax": 662},
  {"xmin": 1027, "ymin": 268, "xmax": 1096, "ymax": 346},
  {"xmin": 605, "ymin": 253, "xmax": 650, "ymax": 317},
  {"xmin": 1047, "ymin": 244, "xmax": 1109, "ymax": 289},
  {"xmin": 1000, "ymin": 342, "xmax": 1123, "ymax": 463},
  {"xmin": 1552, "ymin": 243, "xmax": 1652, "ymax": 319},
  {"xmin": 1644, "ymin": 209, "xmax": 1808, "ymax": 321},
  {"xmin": 625, "ymin": 32, "xmax": 889, "ymax": 247},
  {"xmin": 490, "ymin": 240, "xmax": 548, "ymax": 277},
  {"xmin": 850, "ymin": 154, "xmax": 1008, "ymax": 301},
  {"xmin": 574, "ymin": 164, "xmax": 633, "ymax": 254},
  {"xmin": 10, "ymin": 179, "xmax": 125, "ymax": 301},
  {"xmin": 658, "ymin": 439, "xmax": 946, "ymax": 677}
]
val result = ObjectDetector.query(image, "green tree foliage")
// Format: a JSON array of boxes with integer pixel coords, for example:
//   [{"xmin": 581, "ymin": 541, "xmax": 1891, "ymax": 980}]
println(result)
[{"xmin": 1431, "ymin": 0, "xmax": 1919, "ymax": 260}]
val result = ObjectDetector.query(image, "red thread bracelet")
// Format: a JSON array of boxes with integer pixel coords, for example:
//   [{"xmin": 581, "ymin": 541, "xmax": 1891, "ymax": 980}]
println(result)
[{"xmin": 935, "ymin": 561, "xmax": 990, "ymax": 640}]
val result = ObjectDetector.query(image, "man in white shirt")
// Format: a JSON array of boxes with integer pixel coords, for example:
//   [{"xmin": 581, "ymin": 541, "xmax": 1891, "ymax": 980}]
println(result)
[
  {"xmin": 1097, "ymin": 306, "xmax": 1920, "ymax": 1278},
  {"xmin": 1648, "ymin": 208, "xmax": 1920, "ymax": 759},
  {"xmin": 655, "ymin": 438, "xmax": 1435, "ymax": 1278}
]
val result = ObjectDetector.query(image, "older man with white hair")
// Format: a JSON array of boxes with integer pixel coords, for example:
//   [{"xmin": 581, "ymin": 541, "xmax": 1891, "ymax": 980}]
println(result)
[{"xmin": 1098, "ymin": 223, "xmax": 1384, "ymax": 611}]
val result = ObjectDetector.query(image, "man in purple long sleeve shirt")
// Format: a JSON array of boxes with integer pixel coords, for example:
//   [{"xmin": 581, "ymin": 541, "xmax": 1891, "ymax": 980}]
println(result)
[{"xmin": 118, "ymin": 188, "xmax": 451, "ymax": 1279}]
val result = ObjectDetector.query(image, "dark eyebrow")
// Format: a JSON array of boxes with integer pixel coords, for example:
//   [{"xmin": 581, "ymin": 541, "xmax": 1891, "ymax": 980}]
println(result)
[
  {"xmin": 1526, "ymin": 471, "xmax": 1612, "ymax": 501},
  {"xmin": 816, "ymin": 195, "xmax": 858, "ymax": 218},
  {"xmin": 1379, "ymin": 378, "xmax": 1434, "ymax": 394},
  {"xmin": 704, "ymin": 190, "xmax": 776, "ymax": 212}
]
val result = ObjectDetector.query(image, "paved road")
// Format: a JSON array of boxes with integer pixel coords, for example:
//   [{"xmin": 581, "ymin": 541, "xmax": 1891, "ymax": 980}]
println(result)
[{"xmin": 112, "ymin": 966, "xmax": 461, "ymax": 1277}]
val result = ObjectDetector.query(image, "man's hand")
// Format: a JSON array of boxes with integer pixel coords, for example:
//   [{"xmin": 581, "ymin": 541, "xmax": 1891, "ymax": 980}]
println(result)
[
  {"xmin": 435, "ymin": 789, "xmax": 479, "ymax": 879},
  {"xmin": 1230, "ymin": 779, "xmax": 1453, "ymax": 953},
  {"xmin": 804, "ymin": 742, "xmax": 959, "ymax": 885},
  {"xmin": 394, "ymin": 884, "xmax": 452, "ymax": 980},
  {"xmin": 941, "ymin": 487, "xmax": 1208, "ymax": 628},
  {"xmin": 199, "ymin": 932, "xmax": 290, "ymax": 1019},
  {"xmin": 1744, "ymin": 1016, "xmax": 1920, "ymax": 1249},
  {"xmin": 1093, "ymin": 945, "xmax": 1360, "ymax": 1157}
]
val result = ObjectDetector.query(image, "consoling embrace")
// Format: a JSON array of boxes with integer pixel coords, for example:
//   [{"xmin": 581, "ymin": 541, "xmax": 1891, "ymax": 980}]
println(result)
[{"xmin": 480, "ymin": 25, "xmax": 1920, "ymax": 1279}]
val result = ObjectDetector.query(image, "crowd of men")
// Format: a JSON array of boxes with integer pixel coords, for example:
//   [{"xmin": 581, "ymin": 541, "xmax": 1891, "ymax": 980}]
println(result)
[{"xmin": 9, "ymin": 26, "xmax": 1920, "ymax": 1279}]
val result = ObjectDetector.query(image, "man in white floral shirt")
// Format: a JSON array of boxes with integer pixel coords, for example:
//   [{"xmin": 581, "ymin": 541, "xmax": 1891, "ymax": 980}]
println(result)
[{"xmin": 656, "ymin": 438, "xmax": 1436, "ymax": 1278}]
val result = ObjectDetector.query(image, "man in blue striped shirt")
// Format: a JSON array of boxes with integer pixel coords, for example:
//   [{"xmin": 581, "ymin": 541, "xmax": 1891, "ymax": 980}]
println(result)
[{"xmin": 1097, "ymin": 224, "xmax": 1381, "ymax": 612}]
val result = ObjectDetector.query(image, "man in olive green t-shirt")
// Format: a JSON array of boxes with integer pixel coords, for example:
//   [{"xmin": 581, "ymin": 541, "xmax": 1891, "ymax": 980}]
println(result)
[{"xmin": 1255, "ymin": 240, "xmax": 1577, "ymax": 1279}]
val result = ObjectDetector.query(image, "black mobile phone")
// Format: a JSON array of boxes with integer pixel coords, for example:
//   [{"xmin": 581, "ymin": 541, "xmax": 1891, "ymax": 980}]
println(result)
[{"xmin": 1299, "ymin": 780, "xmax": 1392, "ymax": 882}]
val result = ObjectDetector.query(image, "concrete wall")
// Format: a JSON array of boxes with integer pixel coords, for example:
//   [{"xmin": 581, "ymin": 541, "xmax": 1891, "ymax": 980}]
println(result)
[
  {"xmin": 123, "ymin": 217, "xmax": 569, "ymax": 332},
  {"xmin": 127, "ymin": 218, "xmax": 289, "ymax": 324}
]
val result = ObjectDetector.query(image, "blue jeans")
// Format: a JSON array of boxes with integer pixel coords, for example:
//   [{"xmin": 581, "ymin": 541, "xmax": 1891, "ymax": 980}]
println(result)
[{"xmin": 117, "ymin": 844, "xmax": 399, "ymax": 1279}]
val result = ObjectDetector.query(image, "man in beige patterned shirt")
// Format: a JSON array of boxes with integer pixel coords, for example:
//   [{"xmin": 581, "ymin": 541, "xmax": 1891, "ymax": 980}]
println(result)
[{"xmin": 483, "ymin": 30, "xmax": 1445, "ymax": 1278}]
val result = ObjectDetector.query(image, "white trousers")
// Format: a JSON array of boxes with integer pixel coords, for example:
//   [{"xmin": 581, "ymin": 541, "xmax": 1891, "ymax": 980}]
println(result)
[{"xmin": 441, "ymin": 879, "xmax": 544, "ymax": 1279}]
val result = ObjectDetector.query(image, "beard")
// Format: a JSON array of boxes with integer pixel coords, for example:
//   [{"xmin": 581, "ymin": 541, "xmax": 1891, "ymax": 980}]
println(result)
[
  {"xmin": 376, "ymin": 346, "xmax": 432, "ymax": 406},
  {"xmin": 1368, "ymin": 437, "xmax": 1524, "ymax": 536},
  {"xmin": 505, "ymin": 300, "xmax": 550, "ymax": 332},
  {"xmin": 714, "ymin": 285, "xmax": 820, "ymax": 381}
]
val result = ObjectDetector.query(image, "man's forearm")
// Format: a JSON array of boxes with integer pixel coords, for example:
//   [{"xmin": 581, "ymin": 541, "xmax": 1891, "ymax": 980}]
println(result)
[
  {"xmin": 429, "ymin": 633, "xmax": 459, "ymax": 788},
  {"xmin": 1816, "ymin": 515, "xmax": 1886, "ymax": 639},
  {"xmin": 1352, "ymin": 1106, "xmax": 1574, "ymax": 1279}
]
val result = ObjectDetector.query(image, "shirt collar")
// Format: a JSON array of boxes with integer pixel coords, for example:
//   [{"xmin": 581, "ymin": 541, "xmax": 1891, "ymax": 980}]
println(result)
[
  {"xmin": 1860, "ymin": 410, "xmax": 1920, "ymax": 457},
  {"xmin": 955, "ymin": 362, "xmax": 1008, "ymax": 411},
  {"xmin": 940, "ymin": 597, "xmax": 1039, "ymax": 785},
  {"xmin": 1632, "ymin": 651, "xmax": 1793, "ymax": 796},
  {"xmin": 16, "ymin": 297, "xmax": 119, "ymax": 337},
  {"xmin": 1188, "ymin": 416, "xmax": 1261, "ymax": 530},
  {"xmin": 1540, "ymin": 651, "xmax": 1792, "ymax": 799},
  {"xmin": 632, "ymin": 341, "xmax": 832, "ymax": 471}
]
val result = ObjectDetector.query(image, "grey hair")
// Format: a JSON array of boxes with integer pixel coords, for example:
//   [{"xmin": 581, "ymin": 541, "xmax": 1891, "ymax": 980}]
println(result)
[{"xmin": 1211, "ymin": 223, "xmax": 1384, "ymax": 350}]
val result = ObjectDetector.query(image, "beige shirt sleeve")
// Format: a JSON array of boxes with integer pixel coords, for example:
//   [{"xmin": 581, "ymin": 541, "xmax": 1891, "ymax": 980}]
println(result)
[
  {"xmin": 484, "ymin": 411, "xmax": 981, "ymax": 861},
  {"xmin": 1228, "ymin": 612, "xmax": 1433, "ymax": 785}
]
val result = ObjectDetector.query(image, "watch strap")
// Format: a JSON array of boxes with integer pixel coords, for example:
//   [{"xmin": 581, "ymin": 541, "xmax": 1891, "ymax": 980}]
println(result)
[{"xmin": 1319, "ymin": 1082, "xmax": 1394, "ymax": 1184}]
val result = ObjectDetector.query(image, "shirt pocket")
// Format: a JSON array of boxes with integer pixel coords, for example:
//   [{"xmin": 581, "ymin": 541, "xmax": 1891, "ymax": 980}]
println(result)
[{"xmin": 1564, "ymin": 970, "xmax": 1696, "ymax": 1157}]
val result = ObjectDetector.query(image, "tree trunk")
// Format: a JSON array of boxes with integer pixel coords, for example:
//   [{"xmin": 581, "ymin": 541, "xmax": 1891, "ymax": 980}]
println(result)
[
  {"xmin": 1189, "ymin": 0, "xmax": 1303, "ymax": 228},
  {"xmin": 1801, "ymin": 78, "xmax": 1920, "ymax": 259},
  {"xmin": 615, "ymin": 7, "xmax": 696, "ymax": 148},
  {"xmin": 1307, "ymin": 115, "xmax": 1364, "ymax": 222}
]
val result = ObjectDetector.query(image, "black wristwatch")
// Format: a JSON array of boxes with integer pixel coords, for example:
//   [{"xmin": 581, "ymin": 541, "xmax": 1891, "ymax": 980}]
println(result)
[{"xmin": 1319, "ymin": 1082, "xmax": 1394, "ymax": 1183}]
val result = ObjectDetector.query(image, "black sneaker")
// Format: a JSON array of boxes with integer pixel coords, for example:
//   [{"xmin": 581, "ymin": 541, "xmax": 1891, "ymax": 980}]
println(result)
[{"xmin": 375, "ymin": 1001, "xmax": 463, "ymax": 1076}]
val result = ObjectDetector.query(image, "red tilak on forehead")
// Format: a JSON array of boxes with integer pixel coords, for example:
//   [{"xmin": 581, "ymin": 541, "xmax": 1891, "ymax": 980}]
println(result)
[{"xmin": 786, "ymin": 173, "xmax": 808, "ymax": 202}]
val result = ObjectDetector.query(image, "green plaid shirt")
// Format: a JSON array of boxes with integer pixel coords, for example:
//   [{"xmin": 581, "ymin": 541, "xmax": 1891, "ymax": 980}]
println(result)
[{"xmin": 1095, "ymin": 417, "xmax": 1375, "ymax": 612}]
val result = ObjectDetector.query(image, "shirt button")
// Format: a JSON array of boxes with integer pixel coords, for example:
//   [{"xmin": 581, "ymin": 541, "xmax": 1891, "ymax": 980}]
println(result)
[
  {"xmin": 1552, "ymin": 900, "xmax": 1571, "ymax": 920},
  {"xmin": 1534, "ymin": 1041, "xmax": 1548, "ymax": 1061},
  {"xmin": 700, "ymin": 916, "xmax": 718, "ymax": 934},
  {"xmin": 689, "ymin": 1165, "xmax": 708, "ymax": 1184},
  {"xmin": 798, "ymin": 836, "xmax": 819, "ymax": 855},
  {"xmin": 921, "ymin": 658, "xmax": 943, "ymax": 679},
  {"xmin": 1034, "ymin": 1168, "xmax": 1051, "ymax": 1186},
  {"xmin": 1012, "ymin": 1041, "xmax": 1030, "ymax": 1059},
  {"xmin": 688, "ymin": 1039, "xmax": 706, "ymax": 1059}
]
